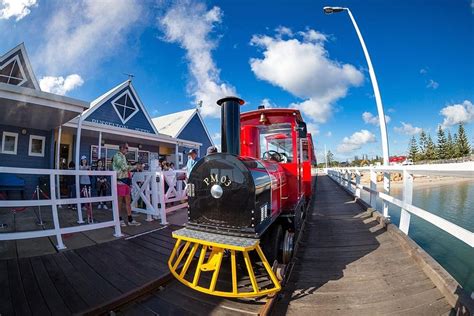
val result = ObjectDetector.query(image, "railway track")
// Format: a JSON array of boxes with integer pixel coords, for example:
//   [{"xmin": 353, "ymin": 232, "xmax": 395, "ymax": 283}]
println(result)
[{"xmin": 83, "ymin": 179, "xmax": 315, "ymax": 316}]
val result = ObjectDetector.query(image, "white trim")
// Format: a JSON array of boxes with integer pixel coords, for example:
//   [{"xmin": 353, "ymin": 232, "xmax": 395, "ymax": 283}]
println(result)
[
  {"xmin": 0, "ymin": 43, "xmax": 40, "ymax": 90},
  {"xmin": 170, "ymin": 109, "xmax": 215, "ymax": 146},
  {"xmin": 28, "ymin": 134, "xmax": 46, "ymax": 157},
  {"xmin": 79, "ymin": 80, "xmax": 161, "ymax": 136},
  {"xmin": 0, "ymin": 55, "xmax": 28, "ymax": 87},
  {"xmin": 0, "ymin": 83, "xmax": 88, "ymax": 113},
  {"xmin": 63, "ymin": 120, "xmax": 202, "ymax": 147},
  {"xmin": 1, "ymin": 131, "xmax": 18, "ymax": 155},
  {"xmin": 111, "ymin": 89, "xmax": 139, "ymax": 124}
]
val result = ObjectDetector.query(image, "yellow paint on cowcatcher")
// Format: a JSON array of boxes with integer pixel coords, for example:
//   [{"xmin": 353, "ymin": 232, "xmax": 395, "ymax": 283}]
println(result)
[{"xmin": 168, "ymin": 228, "xmax": 281, "ymax": 298}]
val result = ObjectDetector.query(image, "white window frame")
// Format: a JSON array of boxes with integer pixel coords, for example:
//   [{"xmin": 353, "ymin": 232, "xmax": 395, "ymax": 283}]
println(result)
[
  {"xmin": 0, "ymin": 55, "xmax": 28, "ymax": 87},
  {"xmin": 1, "ymin": 131, "xmax": 18, "ymax": 155},
  {"xmin": 111, "ymin": 90, "xmax": 139, "ymax": 124},
  {"xmin": 28, "ymin": 135, "xmax": 46, "ymax": 157}
]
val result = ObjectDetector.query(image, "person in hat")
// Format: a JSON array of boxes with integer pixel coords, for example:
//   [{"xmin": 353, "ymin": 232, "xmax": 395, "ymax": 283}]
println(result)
[
  {"xmin": 186, "ymin": 148, "xmax": 198, "ymax": 178},
  {"xmin": 206, "ymin": 146, "xmax": 218, "ymax": 156}
]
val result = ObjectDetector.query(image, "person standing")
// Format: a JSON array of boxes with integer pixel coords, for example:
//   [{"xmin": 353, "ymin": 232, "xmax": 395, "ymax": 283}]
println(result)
[
  {"xmin": 112, "ymin": 143, "xmax": 141, "ymax": 226},
  {"xmin": 79, "ymin": 156, "xmax": 91, "ymax": 212},
  {"xmin": 186, "ymin": 149, "xmax": 198, "ymax": 178},
  {"xmin": 96, "ymin": 159, "xmax": 109, "ymax": 210}
]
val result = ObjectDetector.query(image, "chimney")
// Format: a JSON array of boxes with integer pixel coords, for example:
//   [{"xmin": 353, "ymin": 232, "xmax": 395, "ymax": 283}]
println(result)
[{"xmin": 217, "ymin": 96, "xmax": 245, "ymax": 155}]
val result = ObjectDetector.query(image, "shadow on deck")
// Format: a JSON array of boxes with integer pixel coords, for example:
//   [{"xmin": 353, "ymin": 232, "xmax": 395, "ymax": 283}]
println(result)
[{"xmin": 275, "ymin": 175, "xmax": 454, "ymax": 315}]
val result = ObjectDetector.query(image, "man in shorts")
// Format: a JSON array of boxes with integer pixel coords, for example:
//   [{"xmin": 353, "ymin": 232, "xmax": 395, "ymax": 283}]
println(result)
[{"xmin": 112, "ymin": 143, "xmax": 141, "ymax": 226}]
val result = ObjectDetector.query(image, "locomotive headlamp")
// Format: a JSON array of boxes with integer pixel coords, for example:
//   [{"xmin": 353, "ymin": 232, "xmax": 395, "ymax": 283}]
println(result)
[{"xmin": 210, "ymin": 184, "xmax": 223, "ymax": 199}]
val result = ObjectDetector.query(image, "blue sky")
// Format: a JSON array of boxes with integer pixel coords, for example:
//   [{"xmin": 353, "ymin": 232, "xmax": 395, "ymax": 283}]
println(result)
[{"xmin": 1, "ymin": 0, "xmax": 473, "ymax": 162}]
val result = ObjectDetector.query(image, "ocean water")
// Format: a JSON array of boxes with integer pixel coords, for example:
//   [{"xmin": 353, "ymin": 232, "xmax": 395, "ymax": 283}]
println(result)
[{"xmin": 360, "ymin": 179, "xmax": 474, "ymax": 294}]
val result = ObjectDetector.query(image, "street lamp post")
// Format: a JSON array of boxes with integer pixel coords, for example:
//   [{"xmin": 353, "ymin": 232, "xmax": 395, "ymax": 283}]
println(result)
[{"xmin": 324, "ymin": 6, "xmax": 391, "ymax": 216}]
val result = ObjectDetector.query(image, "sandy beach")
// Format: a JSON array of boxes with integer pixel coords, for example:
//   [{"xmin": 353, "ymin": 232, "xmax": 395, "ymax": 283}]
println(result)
[{"xmin": 359, "ymin": 173, "xmax": 474, "ymax": 189}]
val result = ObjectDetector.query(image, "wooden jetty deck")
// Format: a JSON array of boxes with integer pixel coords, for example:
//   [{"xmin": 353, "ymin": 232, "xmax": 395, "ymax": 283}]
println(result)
[
  {"xmin": 0, "ymin": 225, "xmax": 179, "ymax": 316},
  {"xmin": 275, "ymin": 175, "xmax": 453, "ymax": 315}
]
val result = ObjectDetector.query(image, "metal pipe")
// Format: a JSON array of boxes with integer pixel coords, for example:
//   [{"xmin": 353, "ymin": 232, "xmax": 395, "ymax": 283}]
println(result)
[{"xmin": 217, "ymin": 97, "xmax": 245, "ymax": 155}]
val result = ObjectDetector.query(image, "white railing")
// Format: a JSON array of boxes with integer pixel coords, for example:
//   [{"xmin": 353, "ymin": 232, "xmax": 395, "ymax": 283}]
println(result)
[
  {"xmin": 326, "ymin": 163, "xmax": 474, "ymax": 248},
  {"xmin": 0, "ymin": 167, "xmax": 122, "ymax": 249},
  {"xmin": 131, "ymin": 168, "xmax": 187, "ymax": 224}
]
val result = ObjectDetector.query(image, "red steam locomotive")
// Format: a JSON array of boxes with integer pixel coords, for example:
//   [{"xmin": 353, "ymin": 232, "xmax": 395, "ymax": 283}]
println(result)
[{"xmin": 168, "ymin": 97, "xmax": 315, "ymax": 298}]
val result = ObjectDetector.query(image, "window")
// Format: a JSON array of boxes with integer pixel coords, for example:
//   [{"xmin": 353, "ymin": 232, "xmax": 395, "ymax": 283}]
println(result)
[
  {"xmin": 0, "ymin": 55, "xmax": 27, "ymax": 86},
  {"xmin": 111, "ymin": 90, "xmax": 139, "ymax": 124},
  {"xmin": 28, "ymin": 135, "xmax": 46, "ymax": 157},
  {"xmin": 259, "ymin": 123, "xmax": 294, "ymax": 163},
  {"xmin": 1, "ymin": 132, "xmax": 18, "ymax": 154},
  {"xmin": 178, "ymin": 153, "xmax": 183, "ymax": 165}
]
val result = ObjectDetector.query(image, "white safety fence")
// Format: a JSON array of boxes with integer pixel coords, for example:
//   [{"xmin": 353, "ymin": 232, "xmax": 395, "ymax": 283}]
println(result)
[
  {"xmin": 326, "ymin": 163, "xmax": 474, "ymax": 248},
  {"xmin": 131, "ymin": 168, "xmax": 188, "ymax": 224},
  {"xmin": 0, "ymin": 167, "xmax": 122, "ymax": 249}
]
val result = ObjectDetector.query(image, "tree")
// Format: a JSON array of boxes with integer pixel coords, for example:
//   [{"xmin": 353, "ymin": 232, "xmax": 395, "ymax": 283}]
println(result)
[
  {"xmin": 436, "ymin": 126, "xmax": 448, "ymax": 159},
  {"xmin": 326, "ymin": 150, "xmax": 334, "ymax": 166},
  {"xmin": 446, "ymin": 131, "xmax": 456, "ymax": 158},
  {"xmin": 456, "ymin": 123, "xmax": 471, "ymax": 157},
  {"xmin": 418, "ymin": 130, "xmax": 428, "ymax": 160},
  {"xmin": 425, "ymin": 135, "xmax": 437, "ymax": 160},
  {"xmin": 408, "ymin": 136, "xmax": 419, "ymax": 161}
]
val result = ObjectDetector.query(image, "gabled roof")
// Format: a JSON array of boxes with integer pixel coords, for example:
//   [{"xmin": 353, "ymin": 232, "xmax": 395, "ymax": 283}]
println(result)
[
  {"xmin": 0, "ymin": 43, "xmax": 40, "ymax": 90},
  {"xmin": 152, "ymin": 108, "xmax": 214, "ymax": 145},
  {"xmin": 79, "ymin": 80, "xmax": 160, "ymax": 135}
]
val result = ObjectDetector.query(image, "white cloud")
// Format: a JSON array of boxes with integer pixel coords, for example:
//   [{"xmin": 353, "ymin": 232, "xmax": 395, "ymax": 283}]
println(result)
[
  {"xmin": 212, "ymin": 132, "xmax": 221, "ymax": 150},
  {"xmin": 36, "ymin": 0, "xmax": 142, "ymax": 74},
  {"xmin": 337, "ymin": 130, "xmax": 376, "ymax": 153},
  {"xmin": 440, "ymin": 100, "xmax": 474, "ymax": 128},
  {"xmin": 159, "ymin": 0, "xmax": 236, "ymax": 118},
  {"xmin": 39, "ymin": 74, "xmax": 84, "ymax": 95},
  {"xmin": 261, "ymin": 98, "xmax": 275, "ymax": 108},
  {"xmin": 326, "ymin": 131, "xmax": 332, "ymax": 137},
  {"xmin": 394, "ymin": 122, "xmax": 422, "ymax": 135},
  {"xmin": 0, "ymin": 0, "xmax": 36, "ymax": 21},
  {"xmin": 307, "ymin": 123, "xmax": 320, "ymax": 135},
  {"xmin": 362, "ymin": 111, "xmax": 391, "ymax": 126},
  {"xmin": 249, "ymin": 28, "xmax": 363, "ymax": 124},
  {"xmin": 419, "ymin": 68, "xmax": 428, "ymax": 75},
  {"xmin": 426, "ymin": 79, "xmax": 439, "ymax": 89}
]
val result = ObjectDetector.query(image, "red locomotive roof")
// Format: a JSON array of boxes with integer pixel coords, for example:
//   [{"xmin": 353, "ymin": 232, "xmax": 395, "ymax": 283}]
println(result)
[{"xmin": 241, "ymin": 108, "xmax": 304, "ymax": 124}]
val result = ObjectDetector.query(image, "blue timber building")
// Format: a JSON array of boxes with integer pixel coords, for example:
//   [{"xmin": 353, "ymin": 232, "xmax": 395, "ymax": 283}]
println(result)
[{"xmin": 0, "ymin": 43, "xmax": 210, "ymax": 197}]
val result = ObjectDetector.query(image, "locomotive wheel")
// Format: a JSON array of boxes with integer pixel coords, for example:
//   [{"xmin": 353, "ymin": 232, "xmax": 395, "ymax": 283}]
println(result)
[
  {"xmin": 281, "ymin": 230, "xmax": 295, "ymax": 264},
  {"xmin": 263, "ymin": 224, "xmax": 283, "ymax": 264}
]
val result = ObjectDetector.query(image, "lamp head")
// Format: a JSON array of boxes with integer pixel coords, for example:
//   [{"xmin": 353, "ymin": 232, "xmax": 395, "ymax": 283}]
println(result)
[{"xmin": 323, "ymin": 6, "xmax": 345, "ymax": 14}]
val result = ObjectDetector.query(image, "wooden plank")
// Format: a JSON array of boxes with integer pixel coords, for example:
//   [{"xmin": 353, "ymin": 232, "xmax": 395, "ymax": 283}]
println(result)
[
  {"xmin": 108, "ymin": 239, "xmax": 169, "ymax": 269},
  {"xmin": 0, "ymin": 260, "xmax": 14, "ymax": 315},
  {"xmin": 18, "ymin": 258, "xmax": 51, "ymax": 315},
  {"xmin": 52, "ymin": 252, "xmax": 106, "ymax": 307},
  {"xmin": 129, "ymin": 237, "xmax": 173, "ymax": 257},
  {"xmin": 41, "ymin": 254, "xmax": 88, "ymax": 313},
  {"xmin": 75, "ymin": 246, "xmax": 137, "ymax": 293},
  {"xmin": 29, "ymin": 257, "xmax": 71, "ymax": 316},
  {"xmin": 7, "ymin": 259, "xmax": 31, "ymax": 315},
  {"xmin": 137, "ymin": 234, "xmax": 175, "ymax": 250},
  {"xmin": 63, "ymin": 251, "xmax": 121, "ymax": 301}
]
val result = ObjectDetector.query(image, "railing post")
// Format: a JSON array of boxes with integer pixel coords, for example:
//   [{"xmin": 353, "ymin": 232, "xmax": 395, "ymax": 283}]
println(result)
[
  {"xmin": 49, "ymin": 172, "xmax": 66, "ymax": 250},
  {"xmin": 346, "ymin": 171, "xmax": 351, "ymax": 192},
  {"xmin": 399, "ymin": 169, "xmax": 413, "ymax": 235},
  {"xmin": 355, "ymin": 170, "xmax": 361, "ymax": 198},
  {"xmin": 383, "ymin": 172, "xmax": 390, "ymax": 218},
  {"xmin": 158, "ymin": 171, "xmax": 167, "ymax": 225},
  {"xmin": 111, "ymin": 173, "xmax": 123, "ymax": 238},
  {"xmin": 370, "ymin": 168, "xmax": 377, "ymax": 209}
]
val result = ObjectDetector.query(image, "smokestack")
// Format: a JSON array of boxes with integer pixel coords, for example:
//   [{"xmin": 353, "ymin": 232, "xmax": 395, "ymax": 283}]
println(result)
[{"xmin": 217, "ymin": 96, "xmax": 245, "ymax": 155}]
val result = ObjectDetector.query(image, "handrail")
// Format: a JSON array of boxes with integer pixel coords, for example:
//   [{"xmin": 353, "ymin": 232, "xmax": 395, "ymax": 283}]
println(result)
[
  {"xmin": 0, "ymin": 167, "xmax": 122, "ymax": 249},
  {"xmin": 326, "ymin": 165, "xmax": 474, "ymax": 248}
]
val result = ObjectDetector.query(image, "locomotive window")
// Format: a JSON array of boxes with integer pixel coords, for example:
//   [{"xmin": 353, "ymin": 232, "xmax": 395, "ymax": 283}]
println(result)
[{"xmin": 259, "ymin": 124, "xmax": 293, "ymax": 162}]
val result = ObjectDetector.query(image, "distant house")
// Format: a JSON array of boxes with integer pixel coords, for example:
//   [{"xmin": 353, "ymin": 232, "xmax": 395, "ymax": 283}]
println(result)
[{"xmin": 152, "ymin": 109, "xmax": 213, "ymax": 167}]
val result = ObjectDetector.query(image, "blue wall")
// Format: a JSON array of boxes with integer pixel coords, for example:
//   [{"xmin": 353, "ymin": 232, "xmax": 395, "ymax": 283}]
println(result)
[
  {"xmin": 178, "ymin": 114, "xmax": 212, "ymax": 163},
  {"xmin": 85, "ymin": 86, "xmax": 156, "ymax": 134},
  {"xmin": 0, "ymin": 124, "xmax": 52, "ymax": 197}
]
